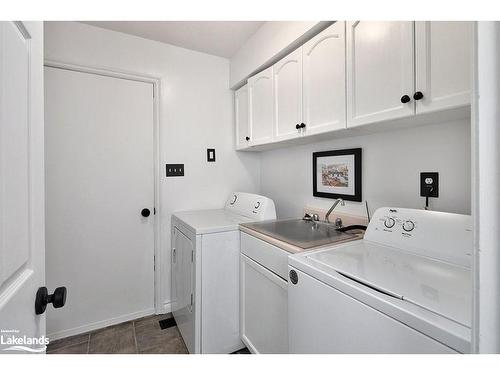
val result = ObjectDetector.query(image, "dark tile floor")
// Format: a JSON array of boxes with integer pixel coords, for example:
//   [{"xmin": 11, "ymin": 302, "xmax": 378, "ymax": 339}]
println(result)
[{"xmin": 47, "ymin": 313, "xmax": 188, "ymax": 354}]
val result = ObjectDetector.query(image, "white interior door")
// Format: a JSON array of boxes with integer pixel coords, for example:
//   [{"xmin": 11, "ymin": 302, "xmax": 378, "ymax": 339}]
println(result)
[
  {"xmin": 415, "ymin": 21, "xmax": 473, "ymax": 114},
  {"xmin": 346, "ymin": 21, "xmax": 415, "ymax": 127},
  {"xmin": 273, "ymin": 48, "xmax": 303, "ymax": 142},
  {"xmin": 0, "ymin": 22, "xmax": 46, "ymax": 353},
  {"xmin": 44, "ymin": 66, "xmax": 155, "ymax": 339},
  {"xmin": 303, "ymin": 21, "xmax": 346, "ymax": 135}
]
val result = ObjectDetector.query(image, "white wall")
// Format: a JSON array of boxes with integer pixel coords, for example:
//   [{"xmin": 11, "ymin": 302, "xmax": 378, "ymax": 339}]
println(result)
[
  {"xmin": 260, "ymin": 119, "xmax": 471, "ymax": 219},
  {"xmin": 230, "ymin": 21, "xmax": 330, "ymax": 88},
  {"xmin": 44, "ymin": 22, "xmax": 261, "ymax": 326}
]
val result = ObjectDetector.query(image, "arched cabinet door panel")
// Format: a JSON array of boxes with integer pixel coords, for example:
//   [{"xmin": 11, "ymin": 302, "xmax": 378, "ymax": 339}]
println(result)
[
  {"xmin": 248, "ymin": 66, "xmax": 274, "ymax": 146},
  {"xmin": 347, "ymin": 21, "xmax": 415, "ymax": 127},
  {"xmin": 303, "ymin": 21, "xmax": 346, "ymax": 136}
]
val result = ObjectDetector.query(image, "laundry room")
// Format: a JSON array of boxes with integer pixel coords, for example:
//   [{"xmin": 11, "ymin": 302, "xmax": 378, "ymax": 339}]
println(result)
[{"xmin": 1, "ymin": 1, "xmax": 500, "ymax": 373}]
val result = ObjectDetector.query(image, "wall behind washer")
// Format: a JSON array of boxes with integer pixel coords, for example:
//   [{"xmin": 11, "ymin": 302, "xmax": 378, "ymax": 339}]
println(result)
[
  {"xmin": 260, "ymin": 119, "xmax": 471, "ymax": 219},
  {"xmin": 44, "ymin": 21, "xmax": 261, "ymax": 324}
]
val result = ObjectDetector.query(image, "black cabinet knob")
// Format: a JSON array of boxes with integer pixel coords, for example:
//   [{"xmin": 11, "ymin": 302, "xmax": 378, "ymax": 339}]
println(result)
[
  {"xmin": 300, "ymin": 123, "xmax": 306, "ymax": 128},
  {"xmin": 400, "ymin": 95, "xmax": 411, "ymax": 104},
  {"xmin": 35, "ymin": 286, "xmax": 67, "ymax": 315},
  {"xmin": 141, "ymin": 208, "xmax": 151, "ymax": 217},
  {"xmin": 413, "ymin": 91, "xmax": 424, "ymax": 100},
  {"xmin": 295, "ymin": 124, "xmax": 300, "ymax": 130},
  {"xmin": 245, "ymin": 136, "xmax": 250, "ymax": 141},
  {"xmin": 289, "ymin": 270, "xmax": 298, "ymax": 285}
]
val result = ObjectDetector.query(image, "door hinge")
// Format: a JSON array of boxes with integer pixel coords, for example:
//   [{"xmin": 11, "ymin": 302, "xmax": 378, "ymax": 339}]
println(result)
[
  {"xmin": 190, "ymin": 293, "xmax": 193, "ymax": 306},
  {"xmin": 191, "ymin": 250, "xmax": 194, "ymax": 263},
  {"xmin": 153, "ymin": 255, "xmax": 156, "ymax": 271}
]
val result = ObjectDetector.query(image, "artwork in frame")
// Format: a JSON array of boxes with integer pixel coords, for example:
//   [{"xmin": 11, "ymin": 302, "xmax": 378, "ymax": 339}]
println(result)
[{"xmin": 312, "ymin": 148, "xmax": 362, "ymax": 202}]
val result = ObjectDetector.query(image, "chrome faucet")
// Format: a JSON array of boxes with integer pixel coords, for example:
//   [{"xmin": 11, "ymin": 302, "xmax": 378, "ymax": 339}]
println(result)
[{"xmin": 325, "ymin": 198, "xmax": 345, "ymax": 224}]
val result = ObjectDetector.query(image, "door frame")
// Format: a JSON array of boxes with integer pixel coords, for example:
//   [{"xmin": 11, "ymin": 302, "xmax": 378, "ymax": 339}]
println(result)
[{"xmin": 43, "ymin": 60, "xmax": 164, "ymax": 314}]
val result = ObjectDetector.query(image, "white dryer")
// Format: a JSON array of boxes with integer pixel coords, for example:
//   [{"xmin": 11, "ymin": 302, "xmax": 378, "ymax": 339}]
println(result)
[
  {"xmin": 171, "ymin": 192, "xmax": 276, "ymax": 354},
  {"xmin": 288, "ymin": 207, "xmax": 472, "ymax": 354}
]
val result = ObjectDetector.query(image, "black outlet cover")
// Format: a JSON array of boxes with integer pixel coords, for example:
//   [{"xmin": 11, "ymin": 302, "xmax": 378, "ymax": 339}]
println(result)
[
  {"xmin": 420, "ymin": 172, "xmax": 439, "ymax": 197},
  {"xmin": 207, "ymin": 148, "xmax": 216, "ymax": 162},
  {"xmin": 166, "ymin": 164, "xmax": 184, "ymax": 177}
]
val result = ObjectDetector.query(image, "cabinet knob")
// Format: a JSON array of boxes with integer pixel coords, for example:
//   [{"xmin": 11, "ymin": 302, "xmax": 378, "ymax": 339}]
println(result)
[
  {"xmin": 245, "ymin": 136, "xmax": 250, "ymax": 141},
  {"xmin": 295, "ymin": 124, "xmax": 300, "ymax": 130},
  {"xmin": 413, "ymin": 91, "xmax": 424, "ymax": 100},
  {"xmin": 299, "ymin": 123, "xmax": 306, "ymax": 128},
  {"xmin": 400, "ymin": 95, "xmax": 411, "ymax": 104}
]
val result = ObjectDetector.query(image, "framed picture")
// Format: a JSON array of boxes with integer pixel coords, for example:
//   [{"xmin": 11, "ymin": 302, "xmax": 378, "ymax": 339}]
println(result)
[{"xmin": 312, "ymin": 148, "xmax": 362, "ymax": 202}]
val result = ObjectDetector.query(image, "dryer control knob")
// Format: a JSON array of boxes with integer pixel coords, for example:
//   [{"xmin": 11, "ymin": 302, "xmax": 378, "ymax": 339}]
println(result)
[{"xmin": 230, "ymin": 194, "xmax": 237, "ymax": 205}]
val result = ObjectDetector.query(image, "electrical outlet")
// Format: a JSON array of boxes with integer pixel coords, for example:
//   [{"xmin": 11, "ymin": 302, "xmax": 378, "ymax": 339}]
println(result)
[
  {"xmin": 166, "ymin": 164, "xmax": 184, "ymax": 177},
  {"xmin": 420, "ymin": 172, "xmax": 439, "ymax": 197}
]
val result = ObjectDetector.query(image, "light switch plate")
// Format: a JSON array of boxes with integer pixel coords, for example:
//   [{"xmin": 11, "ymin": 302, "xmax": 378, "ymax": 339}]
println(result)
[
  {"xmin": 166, "ymin": 164, "xmax": 184, "ymax": 177},
  {"xmin": 207, "ymin": 148, "xmax": 216, "ymax": 162}
]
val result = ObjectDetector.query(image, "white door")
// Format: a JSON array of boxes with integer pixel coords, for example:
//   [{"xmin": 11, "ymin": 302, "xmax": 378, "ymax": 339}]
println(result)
[
  {"xmin": 0, "ymin": 22, "xmax": 46, "ymax": 353},
  {"xmin": 346, "ymin": 21, "xmax": 415, "ymax": 127},
  {"xmin": 303, "ymin": 21, "xmax": 346, "ymax": 135},
  {"xmin": 240, "ymin": 254, "xmax": 288, "ymax": 354},
  {"xmin": 273, "ymin": 48, "xmax": 303, "ymax": 142},
  {"xmin": 171, "ymin": 227, "xmax": 195, "ymax": 353},
  {"xmin": 248, "ymin": 66, "xmax": 273, "ymax": 146},
  {"xmin": 415, "ymin": 21, "xmax": 473, "ymax": 114},
  {"xmin": 44, "ymin": 66, "xmax": 155, "ymax": 339},
  {"xmin": 234, "ymin": 85, "xmax": 250, "ymax": 150}
]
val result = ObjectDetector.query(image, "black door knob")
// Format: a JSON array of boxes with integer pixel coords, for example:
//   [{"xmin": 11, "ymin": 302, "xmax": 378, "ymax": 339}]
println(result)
[
  {"xmin": 295, "ymin": 124, "xmax": 300, "ymax": 130},
  {"xmin": 300, "ymin": 123, "xmax": 306, "ymax": 128},
  {"xmin": 245, "ymin": 136, "xmax": 250, "ymax": 141},
  {"xmin": 400, "ymin": 95, "xmax": 411, "ymax": 104},
  {"xmin": 35, "ymin": 286, "xmax": 67, "ymax": 315},
  {"xmin": 141, "ymin": 208, "xmax": 151, "ymax": 217},
  {"xmin": 413, "ymin": 91, "xmax": 424, "ymax": 100}
]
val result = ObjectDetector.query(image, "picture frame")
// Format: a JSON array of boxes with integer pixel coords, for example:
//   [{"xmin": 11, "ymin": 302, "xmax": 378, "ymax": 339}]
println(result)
[{"xmin": 312, "ymin": 148, "xmax": 362, "ymax": 202}]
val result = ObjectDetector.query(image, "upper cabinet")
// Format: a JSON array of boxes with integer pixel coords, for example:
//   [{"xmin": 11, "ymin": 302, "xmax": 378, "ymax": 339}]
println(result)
[
  {"xmin": 237, "ymin": 21, "xmax": 472, "ymax": 151},
  {"xmin": 235, "ymin": 85, "xmax": 250, "ymax": 150},
  {"xmin": 414, "ymin": 21, "xmax": 473, "ymax": 114},
  {"xmin": 303, "ymin": 21, "xmax": 346, "ymax": 135},
  {"xmin": 346, "ymin": 21, "xmax": 415, "ymax": 127},
  {"xmin": 248, "ymin": 66, "xmax": 274, "ymax": 146},
  {"xmin": 273, "ymin": 48, "xmax": 303, "ymax": 142}
]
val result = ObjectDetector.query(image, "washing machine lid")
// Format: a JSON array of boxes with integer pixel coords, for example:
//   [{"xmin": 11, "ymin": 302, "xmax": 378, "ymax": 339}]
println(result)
[
  {"xmin": 173, "ymin": 209, "xmax": 255, "ymax": 235},
  {"xmin": 306, "ymin": 241, "xmax": 471, "ymax": 328}
]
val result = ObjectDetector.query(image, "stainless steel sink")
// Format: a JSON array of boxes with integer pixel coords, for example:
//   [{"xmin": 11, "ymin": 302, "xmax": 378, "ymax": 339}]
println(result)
[{"xmin": 242, "ymin": 219, "xmax": 358, "ymax": 249}]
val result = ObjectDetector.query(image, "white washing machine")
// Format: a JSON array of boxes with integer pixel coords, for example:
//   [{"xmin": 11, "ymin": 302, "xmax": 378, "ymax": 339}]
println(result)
[
  {"xmin": 171, "ymin": 192, "xmax": 276, "ymax": 354},
  {"xmin": 288, "ymin": 207, "xmax": 472, "ymax": 354}
]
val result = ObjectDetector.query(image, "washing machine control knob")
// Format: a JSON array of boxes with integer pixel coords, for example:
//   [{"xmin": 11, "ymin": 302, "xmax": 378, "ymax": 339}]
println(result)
[
  {"xmin": 403, "ymin": 220, "xmax": 415, "ymax": 232},
  {"xmin": 384, "ymin": 217, "xmax": 396, "ymax": 228}
]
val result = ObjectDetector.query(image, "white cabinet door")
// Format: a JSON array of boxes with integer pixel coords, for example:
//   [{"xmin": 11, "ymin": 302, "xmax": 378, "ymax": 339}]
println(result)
[
  {"xmin": 415, "ymin": 21, "xmax": 473, "ymax": 114},
  {"xmin": 248, "ymin": 66, "xmax": 273, "ymax": 146},
  {"xmin": 240, "ymin": 254, "xmax": 288, "ymax": 354},
  {"xmin": 303, "ymin": 21, "xmax": 346, "ymax": 135},
  {"xmin": 234, "ymin": 85, "xmax": 250, "ymax": 150},
  {"xmin": 347, "ymin": 21, "xmax": 415, "ymax": 127},
  {"xmin": 273, "ymin": 48, "xmax": 303, "ymax": 142}
]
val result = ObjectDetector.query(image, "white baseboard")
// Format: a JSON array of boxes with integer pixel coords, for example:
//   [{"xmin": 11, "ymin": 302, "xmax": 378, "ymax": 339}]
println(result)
[
  {"xmin": 47, "ymin": 308, "xmax": 155, "ymax": 341},
  {"xmin": 163, "ymin": 300, "xmax": 172, "ymax": 314}
]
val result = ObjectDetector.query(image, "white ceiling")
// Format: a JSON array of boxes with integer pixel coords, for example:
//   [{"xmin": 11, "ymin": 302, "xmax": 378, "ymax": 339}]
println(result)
[{"xmin": 81, "ymin": 21, "xmax": 264, "ymax": 58}]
